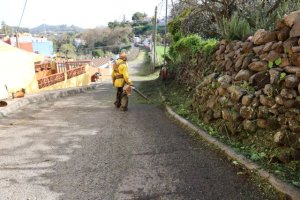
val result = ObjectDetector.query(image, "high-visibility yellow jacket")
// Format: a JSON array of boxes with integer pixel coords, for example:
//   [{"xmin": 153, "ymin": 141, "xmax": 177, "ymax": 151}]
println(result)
[{"xmin": 112, "ymin": 59, "xmax": 132, "ymax": 88}]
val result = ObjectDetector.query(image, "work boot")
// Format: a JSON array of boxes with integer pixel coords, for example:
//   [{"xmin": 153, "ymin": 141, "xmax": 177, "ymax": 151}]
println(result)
[
  {"xmin": 121, "ymin": 107, "xmax": 128, "ymax": 112},
  {"xmin": 114, "ymin": 102, "xmax": 121, "ymax": 108}
]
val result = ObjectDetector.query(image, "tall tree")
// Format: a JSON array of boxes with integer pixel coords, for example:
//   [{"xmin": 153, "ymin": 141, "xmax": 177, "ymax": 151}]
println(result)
[
  {"xmin": 170, "ymin": 0, "xmax": 300, "ymax": 38},
  {"xmin": 60, "ymin": 43, "xmax": 76, "ymax": 59},
  {"xmin": 132, "ymin": 12, "xmax": 147, "ymax": 22},
  {"xmin": 52, "ymin": 32, "xmax": 76, "ymax": 52},
  {"xmin": 81, "ymin": 26, "xmax": 132, "ymax": 53},
  {"xmin": 1, "ymin": 21, "xmax": 13, "ymax": 35}
]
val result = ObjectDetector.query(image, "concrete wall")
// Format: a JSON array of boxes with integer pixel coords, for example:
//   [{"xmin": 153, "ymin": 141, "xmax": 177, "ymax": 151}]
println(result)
[
  {"xmin": 0, "ymin": 42, "xmax": 40, "ymax": 95},
  {"xmin": 35, "ymin": 66, "xmax": 90, "ymax": 93}
]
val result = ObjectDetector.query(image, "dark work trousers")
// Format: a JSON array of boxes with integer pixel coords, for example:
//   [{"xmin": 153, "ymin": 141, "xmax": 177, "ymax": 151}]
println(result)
[{"xmin": 114, "ymin": 87, "xmax": 128, "ymax": 110}]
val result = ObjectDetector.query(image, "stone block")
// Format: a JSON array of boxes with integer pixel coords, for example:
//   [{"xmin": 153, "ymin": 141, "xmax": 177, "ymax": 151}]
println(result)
[
  {"xmin": 284, "ymin": 74, "xmax": 299, "ymax": 88},
  {"xmin": 257, "ymin": 119, "xmax": 267, "ymax": 129},
  {"xmin": 258, "ymin": 106, "xmax": 269, "ymax": 119},
  {"xmin": 280, "ymin": 88, "xmax": 297, "ymax": 99},
  {"xmin": 235, "ymin": 69, "xmax": 252, "ymax": 81},
  {"xmin": 283, "ymin": 10, "xmax": 300, "ymax": 27},
  {"xmin": 249, "ymin": 71, "xmax": 270, "ymax": 89},
  {"xmin": 242, "ymin": 94, "xmax": 254, "ymax": 106},
  {"xmin": 274, "ymin": 131, "xmax": 285, "ymax": 145},
  {"xmin": 263, "ymin": 84, "xmax": 275, "ymax": 97},
  {"xmin": 284, "ymin": 66, "xmax": 300, "ymax": 74},
  {"xmin": 292, "ymin": 46, "xmax": 300, "ymax": 53},
  {"xmin": 252, "ymin": 29, "xmax": 277, "ymax": 45},
  {"xmin": 241, "ymin": 42, "xmax": 253, "ymax": 53},
  {"xmin": 276, "ymin": 26, "xmax": 290, "ymax": 41},
  {"xmin": 243, "ymin": 119, "xmax": 257, "ymax": 132},
  {"xmin": 240, "ymin": 106, "xmax": 256, "ymax": 119},
  {"xmin": 260, "ymin": 95, "xmax": 276, "ymax": 107},
  {"xmin": 290, "ymin": 53, "xmax": 300, "ymax": 67},
  {"xmin": 269, "ymin": 69, "xmax": 281, "ymax": 84},
  {"xmin": 283, "ymin": 99, "xmax": 296, "ymax": 108},
  {"xmin": 248, "ymin": 61, "xmax": 268, "ymax": 72},
  {"xmin": 290, "ymin": 16, "xmax": 300, "ymax": 37},
  {"xmin": 227, "ymin": 85, "xmax": 247, "ymax": 101}
]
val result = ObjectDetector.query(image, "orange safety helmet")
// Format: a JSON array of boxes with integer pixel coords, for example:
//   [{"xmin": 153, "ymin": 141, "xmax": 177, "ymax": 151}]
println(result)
[{"xmin": 119, "ymin": 52, "xmax": 127, "ymax": 60}]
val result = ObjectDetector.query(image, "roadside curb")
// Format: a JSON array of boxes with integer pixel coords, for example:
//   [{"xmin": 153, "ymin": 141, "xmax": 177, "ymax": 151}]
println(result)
[
  {"xmin": 164, "ymin": 105, "xmax": 300, "ymax": 199},
  {"xmin": 0, "ymin": 83, "xmax": 103, "ymax": 117}
]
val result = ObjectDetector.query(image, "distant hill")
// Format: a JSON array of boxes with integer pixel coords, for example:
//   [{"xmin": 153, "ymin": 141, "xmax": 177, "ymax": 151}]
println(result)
[{"xmin": 30, "ymin": 24, "xmax": 84, "ymax": 34}]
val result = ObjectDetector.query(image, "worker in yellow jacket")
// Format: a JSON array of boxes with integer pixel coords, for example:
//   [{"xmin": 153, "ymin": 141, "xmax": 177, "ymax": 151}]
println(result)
[{"xmin": 111, "ymin": 52, "xmax": 133, "ymax": 111}]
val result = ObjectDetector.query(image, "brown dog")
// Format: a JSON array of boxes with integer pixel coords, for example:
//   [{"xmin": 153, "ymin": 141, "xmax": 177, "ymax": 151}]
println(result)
[
  {"xmin": 12, "ymin": 88, "xmax": 25, "ymax": 98},
  {"xmin": 0, "ymin": 101, "xmax": 7, "ymax": 107}
]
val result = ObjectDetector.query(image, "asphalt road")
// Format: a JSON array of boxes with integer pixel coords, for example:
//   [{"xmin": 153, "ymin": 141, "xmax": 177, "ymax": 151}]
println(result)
[{"xmin": 0, "ymin": 58, "xmax": 277, "ymax": 200}]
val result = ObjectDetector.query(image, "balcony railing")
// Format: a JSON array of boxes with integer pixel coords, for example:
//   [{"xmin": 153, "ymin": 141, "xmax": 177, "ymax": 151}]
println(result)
[
  {"xmin": 36, "ymin": 60, "xmax": 90, "ymax": 89},
  {"xmin": 37, "ymin": 72, "xmax": 65, "ymax": 89},
  {"xmin": 37, "ymin": 66, "xmax": 87, "ymax": 89},
  {"xmin": 66, "ymin": 60, "xmax": 91, "ymax": 70},
  {"xmin": 35, "ymin": 62, "xmax": 51, "ymax": 72},
  {"xmin": 67, "ymin": 66, "xmax": 86, "ymax": 79},
  {"xmin": 35, "ymin": 60, "xmax": 92, "ymax": 74}
]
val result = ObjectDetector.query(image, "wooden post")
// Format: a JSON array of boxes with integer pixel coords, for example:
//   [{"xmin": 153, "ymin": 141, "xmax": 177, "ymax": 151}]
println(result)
[
  {"xmin": 163, "ymin": 0, "xmax": 168, "ymax": 66},
  {"xmin": 15, "ymin": 32, "xmax": 19, "ymax": 48},
  {"xmin": 153, "ymin": 6, "xmax": 158, "ymax": 71}
]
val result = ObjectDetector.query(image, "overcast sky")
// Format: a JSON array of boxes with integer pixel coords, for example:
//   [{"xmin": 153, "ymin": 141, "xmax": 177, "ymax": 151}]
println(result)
[{"xmin": 0, "ymin": 0, "xmax": 169, "ymax": 28}]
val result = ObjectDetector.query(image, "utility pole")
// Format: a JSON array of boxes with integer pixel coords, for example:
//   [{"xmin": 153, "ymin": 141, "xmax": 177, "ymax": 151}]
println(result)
[
  {"xmin": 153, "ymin": 6, "xmax": 158, "ymax": 71},
  {"xmin": 161, "ymin": 0, "xmax": 168, "ymax": 81},
  {"xmin": 15, "ymin": 32, "xmax": 19, "ymax": 48},
  {"xmin": 16, "ymin": 0, "xmax": 28, "ymax": 49},
  {"xmin": 3, "ymin": 23, "xmax": 7, "ymax": 35},
  {"xmin": 163, "ymin": 0, "xmax": 168, "ymax": 66}
]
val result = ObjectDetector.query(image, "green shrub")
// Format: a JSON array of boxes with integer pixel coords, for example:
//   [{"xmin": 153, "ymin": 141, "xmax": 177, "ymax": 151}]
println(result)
[
  {"xmin": 92, "ymin": 49, "xmax": 105, "ymax": 57},
  {"xmin": 168, "ymin": 9, "xmax": 191, "ymax": 42},
  {"xmin": 202, "ymin": 39, "xmax": 218, "ymax": 55},
  {"xmin": 220, "ymin": 13, "xmax": 253, "ymax": 40},
  {"xmin": 169, "ymin": 34, "xmax": 217, "ymax": 62}
]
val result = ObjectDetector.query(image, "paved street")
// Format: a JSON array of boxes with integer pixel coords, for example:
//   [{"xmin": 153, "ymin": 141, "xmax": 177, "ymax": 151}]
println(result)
[{"xmin": 0, "ymin": 59, "xmax": 277, "ymax": 200}]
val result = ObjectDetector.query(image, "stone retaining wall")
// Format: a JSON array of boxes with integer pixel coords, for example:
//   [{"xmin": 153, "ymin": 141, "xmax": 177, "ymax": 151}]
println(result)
[{"xmin": 191, "ymin": 11, "xmax": 300, "ymax": 162}]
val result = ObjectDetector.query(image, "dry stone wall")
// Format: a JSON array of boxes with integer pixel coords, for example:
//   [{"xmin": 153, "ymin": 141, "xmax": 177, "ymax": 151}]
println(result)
[{"xmin": 192, "ymin": 11, "xmax": 300, "ymax": 162}]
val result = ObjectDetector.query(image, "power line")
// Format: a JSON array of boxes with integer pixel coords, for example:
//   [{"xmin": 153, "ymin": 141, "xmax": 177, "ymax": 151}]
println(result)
[
  {"xmin": 17, "ymin": 0, "xmax": 28, "ymax": 33},
  {"xmin": 171, "ymin": 0, "xmax": 175, "ymax": 8},
  {"xmin": 157, "ymin": 0, "xmax": 165, "ymax": 19},
  {"xmin": 157, "ymin": 0, "xmax": 174, "ymax": 20}
]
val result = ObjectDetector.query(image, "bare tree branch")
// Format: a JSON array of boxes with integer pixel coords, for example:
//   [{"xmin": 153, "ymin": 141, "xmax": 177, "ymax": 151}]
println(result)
[{"xmin": 267, "ymin": 0, "xmax": 283, "ymax": 15}]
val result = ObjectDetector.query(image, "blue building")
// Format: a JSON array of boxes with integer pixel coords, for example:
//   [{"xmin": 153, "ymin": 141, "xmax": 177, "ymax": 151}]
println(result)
[{"xmin": 32, "ymin": 38, "xmax": 54, "ymax": 57}]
